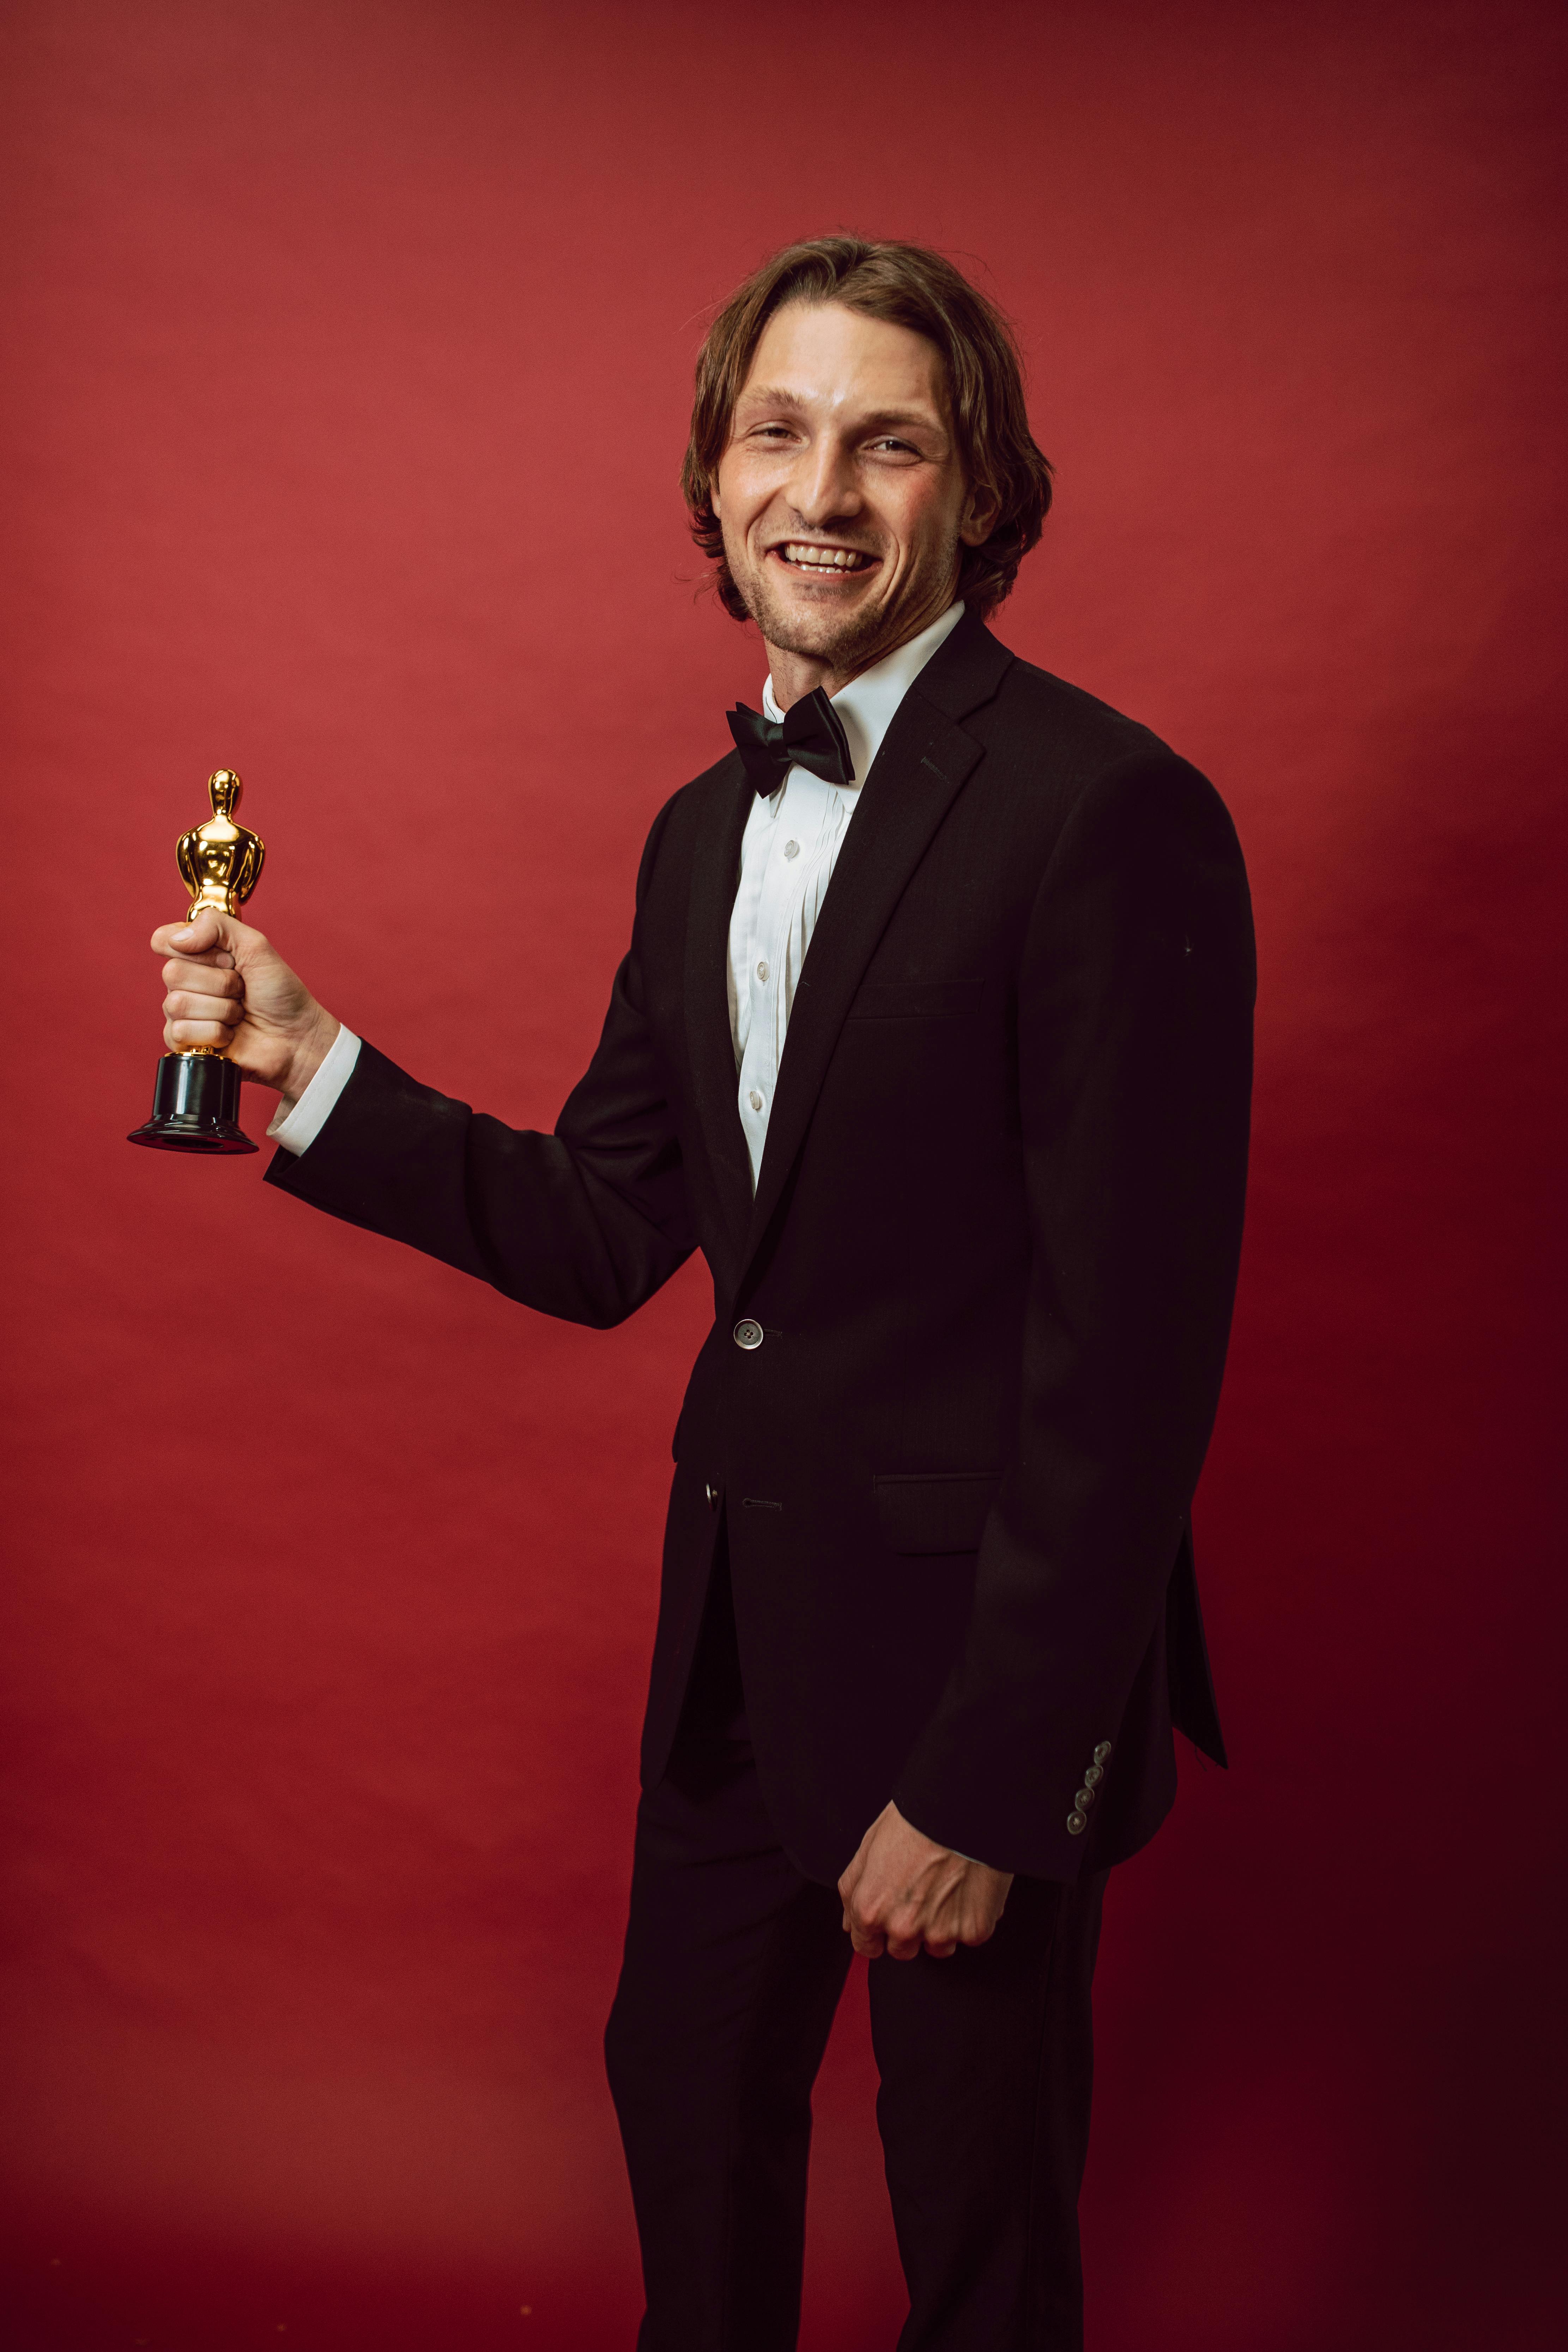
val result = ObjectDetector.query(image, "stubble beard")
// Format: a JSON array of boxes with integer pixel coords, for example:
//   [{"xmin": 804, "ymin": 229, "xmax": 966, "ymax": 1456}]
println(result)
[{"xmin": 726, "ymin": 528, "xmax": 960, "ymax": 677}]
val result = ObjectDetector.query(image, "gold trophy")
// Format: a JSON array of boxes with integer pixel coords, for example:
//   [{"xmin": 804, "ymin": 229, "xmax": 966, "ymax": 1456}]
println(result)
[{"xmin": 128, "ymin": 769, "xmax": 266, "ymax": 1154}]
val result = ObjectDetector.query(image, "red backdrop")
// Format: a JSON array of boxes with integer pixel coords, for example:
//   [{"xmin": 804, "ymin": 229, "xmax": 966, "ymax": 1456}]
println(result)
[{"xmin": 2, "ymin": 2, "xmax": 1564, "ymax": 2345}]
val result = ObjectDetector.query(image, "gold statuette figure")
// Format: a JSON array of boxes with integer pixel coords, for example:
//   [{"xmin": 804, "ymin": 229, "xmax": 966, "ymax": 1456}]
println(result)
[
  {"xmin": 128, "ymin": 768, "xmax": 266, "ymax": 1155},
  {"xmin": 176, "ymin": 767, "xmax": 266, "ymax": 921}
]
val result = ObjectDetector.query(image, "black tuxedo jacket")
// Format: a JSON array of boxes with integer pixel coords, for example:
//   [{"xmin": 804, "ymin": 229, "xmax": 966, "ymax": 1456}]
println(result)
[{"xmin": 268, "ymin": 611, "xmax": 1255, "ymax": 1883}]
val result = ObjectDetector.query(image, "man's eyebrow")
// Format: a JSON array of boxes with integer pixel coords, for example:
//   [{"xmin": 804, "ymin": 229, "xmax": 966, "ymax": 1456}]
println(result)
[
  {"xmin": 734, "ymin": 387, "xmax": 947, "ymax": 434},
  {"xmin": 734, "ymin": 383, "xmax": 803, "ymax": 407},
  {"xmin": 859, "ymin": 407, "xmax": 947, "ymax": 434}
]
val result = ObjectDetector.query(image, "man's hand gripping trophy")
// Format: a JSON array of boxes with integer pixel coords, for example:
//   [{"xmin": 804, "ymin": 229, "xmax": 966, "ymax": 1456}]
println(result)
[{"xmin": 129, "ymin": 768, "xmax": 339, "ymax": 1152}]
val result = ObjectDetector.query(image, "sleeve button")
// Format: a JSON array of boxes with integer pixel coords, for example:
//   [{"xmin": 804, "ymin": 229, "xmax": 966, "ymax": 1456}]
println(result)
[
  {"xmin": 1083, "ymin": 1764, "xmax": 1103, "ymax": 1788},
  {"xmin": 1066, "ymin": 1810, "xmax": 1087, "ymax": 1836},
  {"xmin": 1093, "ymin": 1741, "xmax": 1112, "ymax": 1765},
  {"xmin": 1075, "ymin": 1787, "xmax": 1094, "ymax": 1809}
]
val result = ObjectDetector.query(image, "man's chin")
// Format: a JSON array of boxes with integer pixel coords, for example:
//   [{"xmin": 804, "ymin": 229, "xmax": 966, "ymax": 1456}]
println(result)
[{"xmin": 737, "ymin": 575, "xmax": 889, "ymax": 667}]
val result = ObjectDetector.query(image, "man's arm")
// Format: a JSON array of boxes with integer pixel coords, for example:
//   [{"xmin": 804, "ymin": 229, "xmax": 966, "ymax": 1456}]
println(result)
[
  {"xmin": 886, "ymin": 749, "xmax": 1255, "ymax": 1882},
  {"xmin": 150, "ymin": 795, "xmax": 697, "ymax": 1329}
]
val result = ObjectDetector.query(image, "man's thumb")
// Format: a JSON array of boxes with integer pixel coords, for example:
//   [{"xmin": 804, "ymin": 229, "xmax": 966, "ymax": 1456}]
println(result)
[{"xmin": 169, "ymin": 908, "xmax": 239, "ymax": 957}]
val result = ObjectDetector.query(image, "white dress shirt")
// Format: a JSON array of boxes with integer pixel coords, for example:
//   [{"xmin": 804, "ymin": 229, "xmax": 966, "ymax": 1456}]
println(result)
[{"xmin": 271, "ymin": 601, "xmax": 965, "ymax": 1167}]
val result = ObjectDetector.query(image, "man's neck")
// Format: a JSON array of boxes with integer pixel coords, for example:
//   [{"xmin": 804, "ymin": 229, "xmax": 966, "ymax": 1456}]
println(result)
[{"xmin": 764, "ymin": 584, "xmax": 960, "ymax": 709}]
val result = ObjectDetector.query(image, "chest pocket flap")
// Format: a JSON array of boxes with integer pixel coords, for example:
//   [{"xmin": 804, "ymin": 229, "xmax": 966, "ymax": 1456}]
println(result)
[{"xmin": 874, "ymin": 1470, "xmax": 1001, "ymax": 1555}]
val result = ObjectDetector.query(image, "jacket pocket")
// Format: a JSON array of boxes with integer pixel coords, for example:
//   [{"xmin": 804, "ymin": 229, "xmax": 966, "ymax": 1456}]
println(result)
[
  {"xmin": 874, "ymin": 1470, "xmax": 1001, "ymax": 1555},
  {"xmin": 846, "ymin": 977, "xmax": 989, "ymax": 1021}
]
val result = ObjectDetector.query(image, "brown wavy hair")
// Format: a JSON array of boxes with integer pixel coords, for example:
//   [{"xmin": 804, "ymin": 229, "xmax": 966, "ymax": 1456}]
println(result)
[{"xmin": 680, "ymin": 235, "xmax": 1053, "ymax": 623}]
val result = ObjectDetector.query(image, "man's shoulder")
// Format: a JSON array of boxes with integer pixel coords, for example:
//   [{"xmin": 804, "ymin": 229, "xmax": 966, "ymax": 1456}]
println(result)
[
  {"xmin": 905, "ymin": 609, "xmax": 1189, "ymax": 788},
  {"xmin": 942, "ymin": 630, "xmax": 1243, "ymax": 878},
  {"xmin": 629, "ymin": 748, "xmax": 745, "ymax": 908},
  {"xmin": 977, "ymin": 640, "xmax": 1179, "ymax": 776},
  {"xmin": 664, "ymin": 746, "xmax": 746, "ymax": 819}
]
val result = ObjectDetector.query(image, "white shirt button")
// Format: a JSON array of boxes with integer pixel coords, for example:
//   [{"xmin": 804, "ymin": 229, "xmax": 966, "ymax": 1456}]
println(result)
[
  {"xmin": 749, "ymin": 1089, "xmax": 763, "ymax": 1111},
  {"xmin": 783, "ymin": 840, "xmax": 800, "ymax": 860},
  {"xmin": 756, "ymin": 960, "xmax": 769, "ymax": 983}
]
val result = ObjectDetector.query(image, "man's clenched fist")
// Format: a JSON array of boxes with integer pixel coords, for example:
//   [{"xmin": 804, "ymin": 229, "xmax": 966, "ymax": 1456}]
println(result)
[
  {"xmin": 151, "ymin": 910, "xmax": 338, "ymax": 1104},
  {"xmin": 838, "ymin": 1801, "xmax": 1013, "ymax": 1961}
]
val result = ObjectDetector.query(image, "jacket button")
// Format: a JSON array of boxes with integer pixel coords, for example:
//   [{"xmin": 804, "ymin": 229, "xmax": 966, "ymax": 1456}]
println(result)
[
  {"xmin": 733, "ymin": 1319, "xmax": 764, "ymax": 1350},
  {"xmin": 1093, "ymin": 1741, "xmax": 1112, "ymax": 1765},
  {"xmin": 1083, "ymin": 1763, "xmax": 1103, "ymax": 1788},
  {"xmin": 704, "ymin": 1482, "xmax": 719, "ymax": 1511},
  {"xmin": 1066, "ymin": 1810, "xmax": 1087, "ymax": 1836},
  {"xmin": 1075, "ymin": 1787, "xmax": 1094, "ymax": 1810}
]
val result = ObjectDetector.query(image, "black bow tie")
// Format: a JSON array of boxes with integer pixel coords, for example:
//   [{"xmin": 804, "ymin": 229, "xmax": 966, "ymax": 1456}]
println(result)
[{"xmin": 726, "ymin": 687, "xmax": 856, "ymax": 797}]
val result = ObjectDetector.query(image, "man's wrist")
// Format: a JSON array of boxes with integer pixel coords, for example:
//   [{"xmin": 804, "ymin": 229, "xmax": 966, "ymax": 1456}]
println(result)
[
  {"xmin": 282, "ymin": 1010, "xmax": 341, "ymax": 1103},
  {"xmin": 268, "ymin": 1022, "xmax": 361, "ymax": 1156},
  {"xmin": 889, "ymin": 1801, "xmax": 982, "ymax": 1869}
]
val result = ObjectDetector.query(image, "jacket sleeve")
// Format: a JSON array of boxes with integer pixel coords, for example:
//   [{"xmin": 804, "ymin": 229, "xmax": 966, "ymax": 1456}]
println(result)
[
  {"xmin": 263, "ymin": 794, "xmax": 697, "ymax": 1328},
  {"xmin": 892, "ymin": 750, "xmax": 1255, "ymax": 1877}
]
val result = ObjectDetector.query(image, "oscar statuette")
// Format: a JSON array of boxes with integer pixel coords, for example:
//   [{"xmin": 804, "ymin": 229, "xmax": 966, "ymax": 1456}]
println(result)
[{"xmin": 127, "ymin": 768, "xmax": 266, "ymax": 1154}]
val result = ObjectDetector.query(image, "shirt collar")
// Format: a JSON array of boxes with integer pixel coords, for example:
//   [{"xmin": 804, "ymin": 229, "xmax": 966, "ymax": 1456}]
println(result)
[{"xmin": 759, "ymin": 600, "xmax": 965, "ymax": 788}]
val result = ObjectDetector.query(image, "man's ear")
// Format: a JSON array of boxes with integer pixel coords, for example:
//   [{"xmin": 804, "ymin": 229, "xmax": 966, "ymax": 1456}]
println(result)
[
  {"xmin": 709, "ymin": 477, "xmax": 722, "ymax": 521},
  {"xmin": 959, "ymin": 480, "xmax": 1000, "ymax": 547}
]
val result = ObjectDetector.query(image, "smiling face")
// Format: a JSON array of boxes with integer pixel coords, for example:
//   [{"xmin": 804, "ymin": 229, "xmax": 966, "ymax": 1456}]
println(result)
[{"xmin": 711, "ymin": 302, "xmax": 996, "ymax": 698}]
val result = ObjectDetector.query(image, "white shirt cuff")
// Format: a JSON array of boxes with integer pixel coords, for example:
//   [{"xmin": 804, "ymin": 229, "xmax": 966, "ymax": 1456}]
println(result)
[{"xmin": 267, "ymin": 1025, "xmax": 362, "ymax": 1155}]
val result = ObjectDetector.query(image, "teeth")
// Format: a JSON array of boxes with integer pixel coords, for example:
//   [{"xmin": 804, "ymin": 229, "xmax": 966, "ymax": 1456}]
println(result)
[{"xmin": 782, "ymin": 543, "xmax": 868, "ymax": 570}]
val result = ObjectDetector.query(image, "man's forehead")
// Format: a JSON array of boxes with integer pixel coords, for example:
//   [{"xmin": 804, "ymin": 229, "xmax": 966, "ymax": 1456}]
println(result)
[{"xmin": 735, "ymin": 304, "xmax": 949, "ymax": 420}]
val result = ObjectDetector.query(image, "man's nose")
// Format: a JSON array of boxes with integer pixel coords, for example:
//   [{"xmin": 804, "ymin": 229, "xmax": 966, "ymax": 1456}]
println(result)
[{"xmin": 787, "ymin": 432, "xmax": 861, "ymax": 526}]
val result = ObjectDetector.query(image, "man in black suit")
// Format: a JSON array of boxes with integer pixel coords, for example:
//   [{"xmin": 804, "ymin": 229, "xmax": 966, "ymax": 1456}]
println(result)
[{"xmin": 151, "ymin": 235, "xmax": 1254, "ymax": 2351}]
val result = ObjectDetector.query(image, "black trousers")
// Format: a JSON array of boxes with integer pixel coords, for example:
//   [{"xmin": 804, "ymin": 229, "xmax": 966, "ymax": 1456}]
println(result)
[{"xmin": 604, "ymin": 1560, "xmax": 1108, "ymax": 2351}]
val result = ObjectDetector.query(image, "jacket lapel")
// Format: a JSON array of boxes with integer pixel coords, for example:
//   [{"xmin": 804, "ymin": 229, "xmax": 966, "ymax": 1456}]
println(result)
[
  {"xmin": 684, "ymin": 755, "xmax": 756, "ymax": 1274},
  {"xmin": 738, "ymin": 616, "xmax": 1013, "ymax": 1285}
]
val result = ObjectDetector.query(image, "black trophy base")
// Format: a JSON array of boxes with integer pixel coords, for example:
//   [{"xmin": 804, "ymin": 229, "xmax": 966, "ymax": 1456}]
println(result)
[{"xmin": 128, "ymin": 1053, "xmax": 257, "ymax": 1154}]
